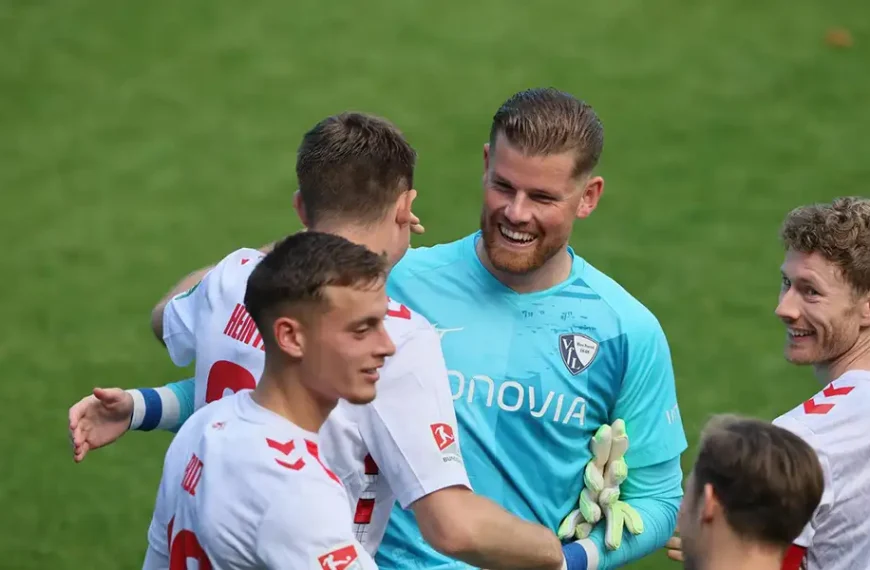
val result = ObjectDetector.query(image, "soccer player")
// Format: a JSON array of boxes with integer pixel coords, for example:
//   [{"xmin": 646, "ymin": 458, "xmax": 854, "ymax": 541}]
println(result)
[
  {"xmin": 71, "ymin": 112, "xmax": 574, "ymax": 570},
  {"xmin": 375, "ymin": 87, "xmax": 687, "ymax": 569},
  {"xmin": 771, "ymin": 197, "xmax": 870, "ymax": 569},
  {"xmin": 144, "ymin": 231, "xmax": 394, "ymax": 569},
  {"xmin": 677, "ymin": 414, "xmax": 824, "ymax": 570},
  {"xmin": 666, "ymin": 197, "xmax": 870, "ymax": 570}
]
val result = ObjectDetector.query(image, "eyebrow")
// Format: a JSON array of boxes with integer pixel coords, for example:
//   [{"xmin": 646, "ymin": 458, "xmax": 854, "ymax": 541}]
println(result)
[{"xmin": 492, "ymin": 173, "xmax": 556, "ymax": 197}]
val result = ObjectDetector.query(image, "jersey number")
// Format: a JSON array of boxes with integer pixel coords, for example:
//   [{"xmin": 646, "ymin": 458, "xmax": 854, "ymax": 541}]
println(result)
[
  {"xmin": 206, "ymin": 360, "xmax": 257, "ymax": 403},
  {"xmin": 168, "ymin": 518, "xmax": 212, "ymax": 570}
]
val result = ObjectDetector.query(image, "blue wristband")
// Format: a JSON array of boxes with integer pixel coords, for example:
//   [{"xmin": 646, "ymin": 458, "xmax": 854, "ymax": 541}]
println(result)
[{"xmin": 562, "ymin": 541, "xmax": 589, "ymax": 570}]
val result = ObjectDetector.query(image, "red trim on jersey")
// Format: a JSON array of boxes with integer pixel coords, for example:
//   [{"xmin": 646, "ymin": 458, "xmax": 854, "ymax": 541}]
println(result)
[{"xmin": 782, "ymin": 544, "xmax": 806, "ymax": 570}]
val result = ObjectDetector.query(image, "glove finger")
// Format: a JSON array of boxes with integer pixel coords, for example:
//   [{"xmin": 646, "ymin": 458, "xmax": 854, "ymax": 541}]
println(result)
[
  {"xmin": 598, "ymin": 487, "xmax": 620, "ymax": 508},
  {"xmin": 557, "ymin": 509, "xmax": 582, "ymax": 540},
  {"xmin": 578, "ymin": 488, "xmax": 602, "ymax": 523},
  {"xmin": 618, "ymin": 502, "xmax": 645, "ymax": 535},
  {"xmin": 608, "ymin": 419, "xmax": 629, "ymax": 463},
  {"xmin": 603, "ymin": 458, "xmax": 628, "ymax": 488},
  {"xmin": 590, "ymin": 425, "xmax": 613, "ymax": 469},
  {"xmin": 584, "ymin": 460, "xmax": 605, "ymax": 492},
  {"xmin": 575, "ymin": 522, "xmax": 594, "ymax": 539},
  {"xmin": 603, "ymin": 504, "xmax": 625, "ymax": 551}
]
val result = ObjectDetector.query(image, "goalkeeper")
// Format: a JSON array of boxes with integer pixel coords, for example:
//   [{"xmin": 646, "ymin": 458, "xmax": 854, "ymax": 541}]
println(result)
[{"xmin": 376, "ymin": 88, "xmax": 687, "ymax": 569}]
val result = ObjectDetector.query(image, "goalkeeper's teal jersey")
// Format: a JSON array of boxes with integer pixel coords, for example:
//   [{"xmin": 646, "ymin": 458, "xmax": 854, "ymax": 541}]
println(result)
[{"xmin": 376, "ymin": 232, "xmax": 687, "ymax": 569}]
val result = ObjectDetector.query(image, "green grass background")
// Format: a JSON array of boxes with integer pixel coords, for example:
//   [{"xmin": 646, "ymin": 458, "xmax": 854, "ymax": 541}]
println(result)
[{"xmin": 2, "ymin": 0, "xmax": 868, "ymax": 567}]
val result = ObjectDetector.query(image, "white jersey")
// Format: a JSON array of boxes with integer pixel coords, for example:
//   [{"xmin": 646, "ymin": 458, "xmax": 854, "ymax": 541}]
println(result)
[
  {"xmin": 773, "ymin": 370, "xmax": 870, "ymax": 570},
  {"xmin": 161, "ymin": 247, "xmax": 471, "ymax": 551},
  {"xmin": 143, "ymin": 391, "xmax": 377, "ymax": 570}
]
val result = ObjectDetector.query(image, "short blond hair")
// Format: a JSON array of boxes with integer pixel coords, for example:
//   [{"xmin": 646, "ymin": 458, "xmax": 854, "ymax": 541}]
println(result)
[
  {"xmin": 691, "ymin": 414, "xmax": 824, "ymax": 547},
  {"xmin": 780, "ymin": 197, "xmax": 870, "ymax": 294}
]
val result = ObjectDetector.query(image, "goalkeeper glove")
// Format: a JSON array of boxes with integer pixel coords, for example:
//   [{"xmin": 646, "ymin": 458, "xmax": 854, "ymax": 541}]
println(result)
[
  {"xmin": 598, "ymin": 419, "xmax": 644, "ymax": 550},
  {"xmin": 558, "ymin": 423, "xmax": 613, "ymax": 540}
]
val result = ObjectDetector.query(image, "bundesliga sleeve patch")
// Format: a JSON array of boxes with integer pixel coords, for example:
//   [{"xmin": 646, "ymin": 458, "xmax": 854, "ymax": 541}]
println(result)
[
  {"xmin": 430, "ymin": 423, "xmax": 462, "ymax": 464},
  {"xmin": 317, "ymin": 543, "xmax": 361, "ymax": 570}
]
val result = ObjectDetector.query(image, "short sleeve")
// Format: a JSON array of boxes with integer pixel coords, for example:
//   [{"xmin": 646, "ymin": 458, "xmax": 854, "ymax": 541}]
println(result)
[
  {"xmin": 255, "ymin": 476, "xmax": 377, "ymax": 569},
  {"xmin": 772, "ymin": 414, "xmax": 835, "ymax": 548},
  {"xmin": 611, "ymin": 313, "xmax": 688, "ymax": 468},
  {"xmin": 162, "ymin": 278, "xmax": 207, "ymax": 367},
  {"xmin": 162, "ymin": 248, "xmax": 262, "ymax": 367},
  {"xmin": 358, "ymin": 322, "xmax": 471, "ymax": 509}
]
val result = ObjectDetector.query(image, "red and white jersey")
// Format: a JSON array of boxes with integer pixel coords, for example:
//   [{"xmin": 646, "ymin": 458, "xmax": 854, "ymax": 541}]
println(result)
[
  {"xmin": 773, "ymin": 370, "xmax": 870, "ymax": 570},
  {"xmin": 143, "ymin": 391, "xmax": 377, "ymax": 570},
  {"xmin": 161, "ymin": 247, "xmax": 471, "ymax": 552}
]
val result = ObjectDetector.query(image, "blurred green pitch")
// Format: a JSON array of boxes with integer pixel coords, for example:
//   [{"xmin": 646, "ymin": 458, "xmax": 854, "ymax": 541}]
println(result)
[{"xmin": 1, "ymin": 0, "xmax": 868, "ymax": 567}]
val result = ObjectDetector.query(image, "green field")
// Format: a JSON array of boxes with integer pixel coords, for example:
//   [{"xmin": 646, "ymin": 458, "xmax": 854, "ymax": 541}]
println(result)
[{"xmin": 2, "ymin": 0, "xmax": 868, "ymax": 567}]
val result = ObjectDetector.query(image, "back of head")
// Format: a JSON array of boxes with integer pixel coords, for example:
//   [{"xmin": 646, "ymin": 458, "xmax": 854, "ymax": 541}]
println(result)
[
  {"xmin": 296, "ymin": 112, "xmax": 417, "ymax": 227},
  {"xmin": 780, "ymin": 196, "xmax": 870, "ymax": 295},
  {"xmin": 690, "ymin": 414, "xmax": 824, "ymax": 549},
  {"xmin": 489, "ymin": 87, "xmax": 604, "ymax": 177},
  {"xmin": 244, "ymin": 231, "xmax": 388, "ymax": 348}
]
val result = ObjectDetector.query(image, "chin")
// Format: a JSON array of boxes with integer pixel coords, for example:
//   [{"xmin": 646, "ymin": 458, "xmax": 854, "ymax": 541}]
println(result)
[{"xmin": 343, "ymin": 388, "xmax": 377, "ymax": 406}]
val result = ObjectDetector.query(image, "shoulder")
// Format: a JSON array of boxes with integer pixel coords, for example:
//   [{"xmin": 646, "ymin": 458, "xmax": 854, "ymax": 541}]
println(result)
[
  {"xmin": 774, "ymin": 374, "xmax": 870, "ymax": 442},
  {"xmin": 208, "ymin": 248, "xmax": 264, "ymax": 283},
  {"xmin": 391, "ymin": 234, "xmax": 476, "ymax": 280},
  {"xmin": 577, "ymin": 258, "xmax": 665, "ymax": 342},
  {"xmin": 384, "ymin": 297, "xmax": 436, "ymax": 345}
]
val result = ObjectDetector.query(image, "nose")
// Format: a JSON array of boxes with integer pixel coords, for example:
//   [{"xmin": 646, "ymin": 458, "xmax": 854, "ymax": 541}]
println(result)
[
  {"xmin": 378, "ymin": 328, "xmax": 396, "ymax": 359},
  {"xmin": 775, "ymin": 287, "xmax": 800, "ymax": 322},
  {"xmin": 503, "ymin": 193, "xmax": 533, "ymax": 225}
]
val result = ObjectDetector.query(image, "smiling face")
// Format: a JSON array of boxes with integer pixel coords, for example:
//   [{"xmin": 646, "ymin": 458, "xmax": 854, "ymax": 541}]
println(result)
[
  {"xmin": 775, "ymin": 248, "xmax": 870, "ymax": 365},
  {"xmin": 298, "ymin": 282, "xmax": 396, "ymax": 405},
  {"xmin": 479, "ymin": 134, "xmax": 602, "ymax": 275}
]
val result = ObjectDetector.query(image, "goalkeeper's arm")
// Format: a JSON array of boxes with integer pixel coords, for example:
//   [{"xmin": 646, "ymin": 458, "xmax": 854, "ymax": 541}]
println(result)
[
  {"xmin": 581, "ymin": 457, "xmax": 683, "ymax": 570},
  {"xmin": 127, "ymin": 378, "xmax": 196, "ymax": 433}
]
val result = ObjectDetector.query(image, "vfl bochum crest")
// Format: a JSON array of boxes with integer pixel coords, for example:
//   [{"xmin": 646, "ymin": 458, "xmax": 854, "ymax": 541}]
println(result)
[{"xmin": 559, "ymin": 333, "xmax": 599, "ymax": 375}]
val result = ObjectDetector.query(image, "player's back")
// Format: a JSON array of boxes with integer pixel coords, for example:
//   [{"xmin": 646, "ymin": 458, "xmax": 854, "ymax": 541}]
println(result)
[
  {"xmin": 774, "ymin": 371, "xmax": 870, "ymax": 570},
  {"xmin": 144, "ymin": 390, "xmax": 377, "ymax": 569},
  {"xmin": 162, "ymin": 247, "xmax": 267, "ymax": 410}
]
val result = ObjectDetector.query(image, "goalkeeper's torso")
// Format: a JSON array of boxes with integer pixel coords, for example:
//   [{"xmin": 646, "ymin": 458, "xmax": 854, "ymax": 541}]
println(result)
[{"xmin": 377, "ymin": 232, "xmax": 686, "ymax": 569}]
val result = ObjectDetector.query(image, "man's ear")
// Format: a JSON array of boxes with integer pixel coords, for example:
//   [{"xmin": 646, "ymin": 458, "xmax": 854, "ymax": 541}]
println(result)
[
  {"xmin": 483, "ymin": 142, "xmax": 490, "ymax": 173},
  {"xmin": 859, "ymin": 292, "xmax": 870, "ymax": 327},
  {"xmin": 293, "ymin": 190, "xmax": 310, "ymax": 228},
  {"xmin": 699, "ymin": 483, "xmax": 720, "ymax": 524},
  {"xmin": 395, "ymin": 189, "xmax": 418, "ymax": 226},
  {"xmin": 273, "ymin": 316, "xmax": 304, "ymax": 359},
  {"xmin": 575, "ymin": 176, "xmax": 605, "ymax": 220}
]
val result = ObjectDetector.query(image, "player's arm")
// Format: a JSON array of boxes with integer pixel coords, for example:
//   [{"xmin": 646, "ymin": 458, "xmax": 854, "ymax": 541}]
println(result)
[
  {"xmin": 255, "ymin": 476, "xmax": 377, "ymax": 569},
  {"xmin": 590, "ymin": 312, "xmax": 688, "ymax": 567},
  {"xmin": 359, "ymin": 319, "xmax": 569, "ymax": 570}
]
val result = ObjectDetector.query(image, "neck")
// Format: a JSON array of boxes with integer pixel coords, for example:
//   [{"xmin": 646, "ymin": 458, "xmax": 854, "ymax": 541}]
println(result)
[
  {"xmin": 250, "ymin": 358, "xmax": 336, "ymax": 433},
  {"xmin": 816, "ymin": 331, "xmax": 870, "ymax": 384},
  {"xmin": 311, "ymin": 221, "xmax": 395, "ymax": 269},
  {"xmin": 701, "ymin": 537, "xmax": 785, "ymax": 570},
  {"xmin": 475, "ymin": 239, "xmax": 573, "ymax": 293}
]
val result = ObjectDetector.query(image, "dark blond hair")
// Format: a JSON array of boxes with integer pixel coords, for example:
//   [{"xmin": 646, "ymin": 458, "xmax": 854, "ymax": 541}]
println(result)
[
  {"xmin": 296, "ymin": 112, "xmax": 417, "ymax": 227},
  {"xmin": 489, "ymin": 87, "xmax": 604, "ymax": 178},
  {"xmin": 691, "ymin": 414, "xmax": 824, "ymax": 547},
  {"xmin": 781, "ymin": 197, "xmax": 870, "ymax": 294}
]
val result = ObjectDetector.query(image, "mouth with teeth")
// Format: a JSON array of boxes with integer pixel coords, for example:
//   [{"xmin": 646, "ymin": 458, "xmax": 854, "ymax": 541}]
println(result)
[
  {"xmin": 498, "ymin": 223, "xmax": 537, "ymax": 246},
  {"xmin": 788, "ymin": 327, "xmax": 815, "ymax": 341}
]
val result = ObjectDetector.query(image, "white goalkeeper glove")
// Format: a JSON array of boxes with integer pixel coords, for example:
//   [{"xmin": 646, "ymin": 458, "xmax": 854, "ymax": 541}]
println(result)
[
  {"xmin": 598, "ymin": 419, "xmax": 644, "ymax": 550},
  {"xmin": 557, "ymin": 420, "xmax": 644, "ymax": 550},
  {"xmin": 558, "ymin": 423, "xmax": 612, "ymax": 540}
]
